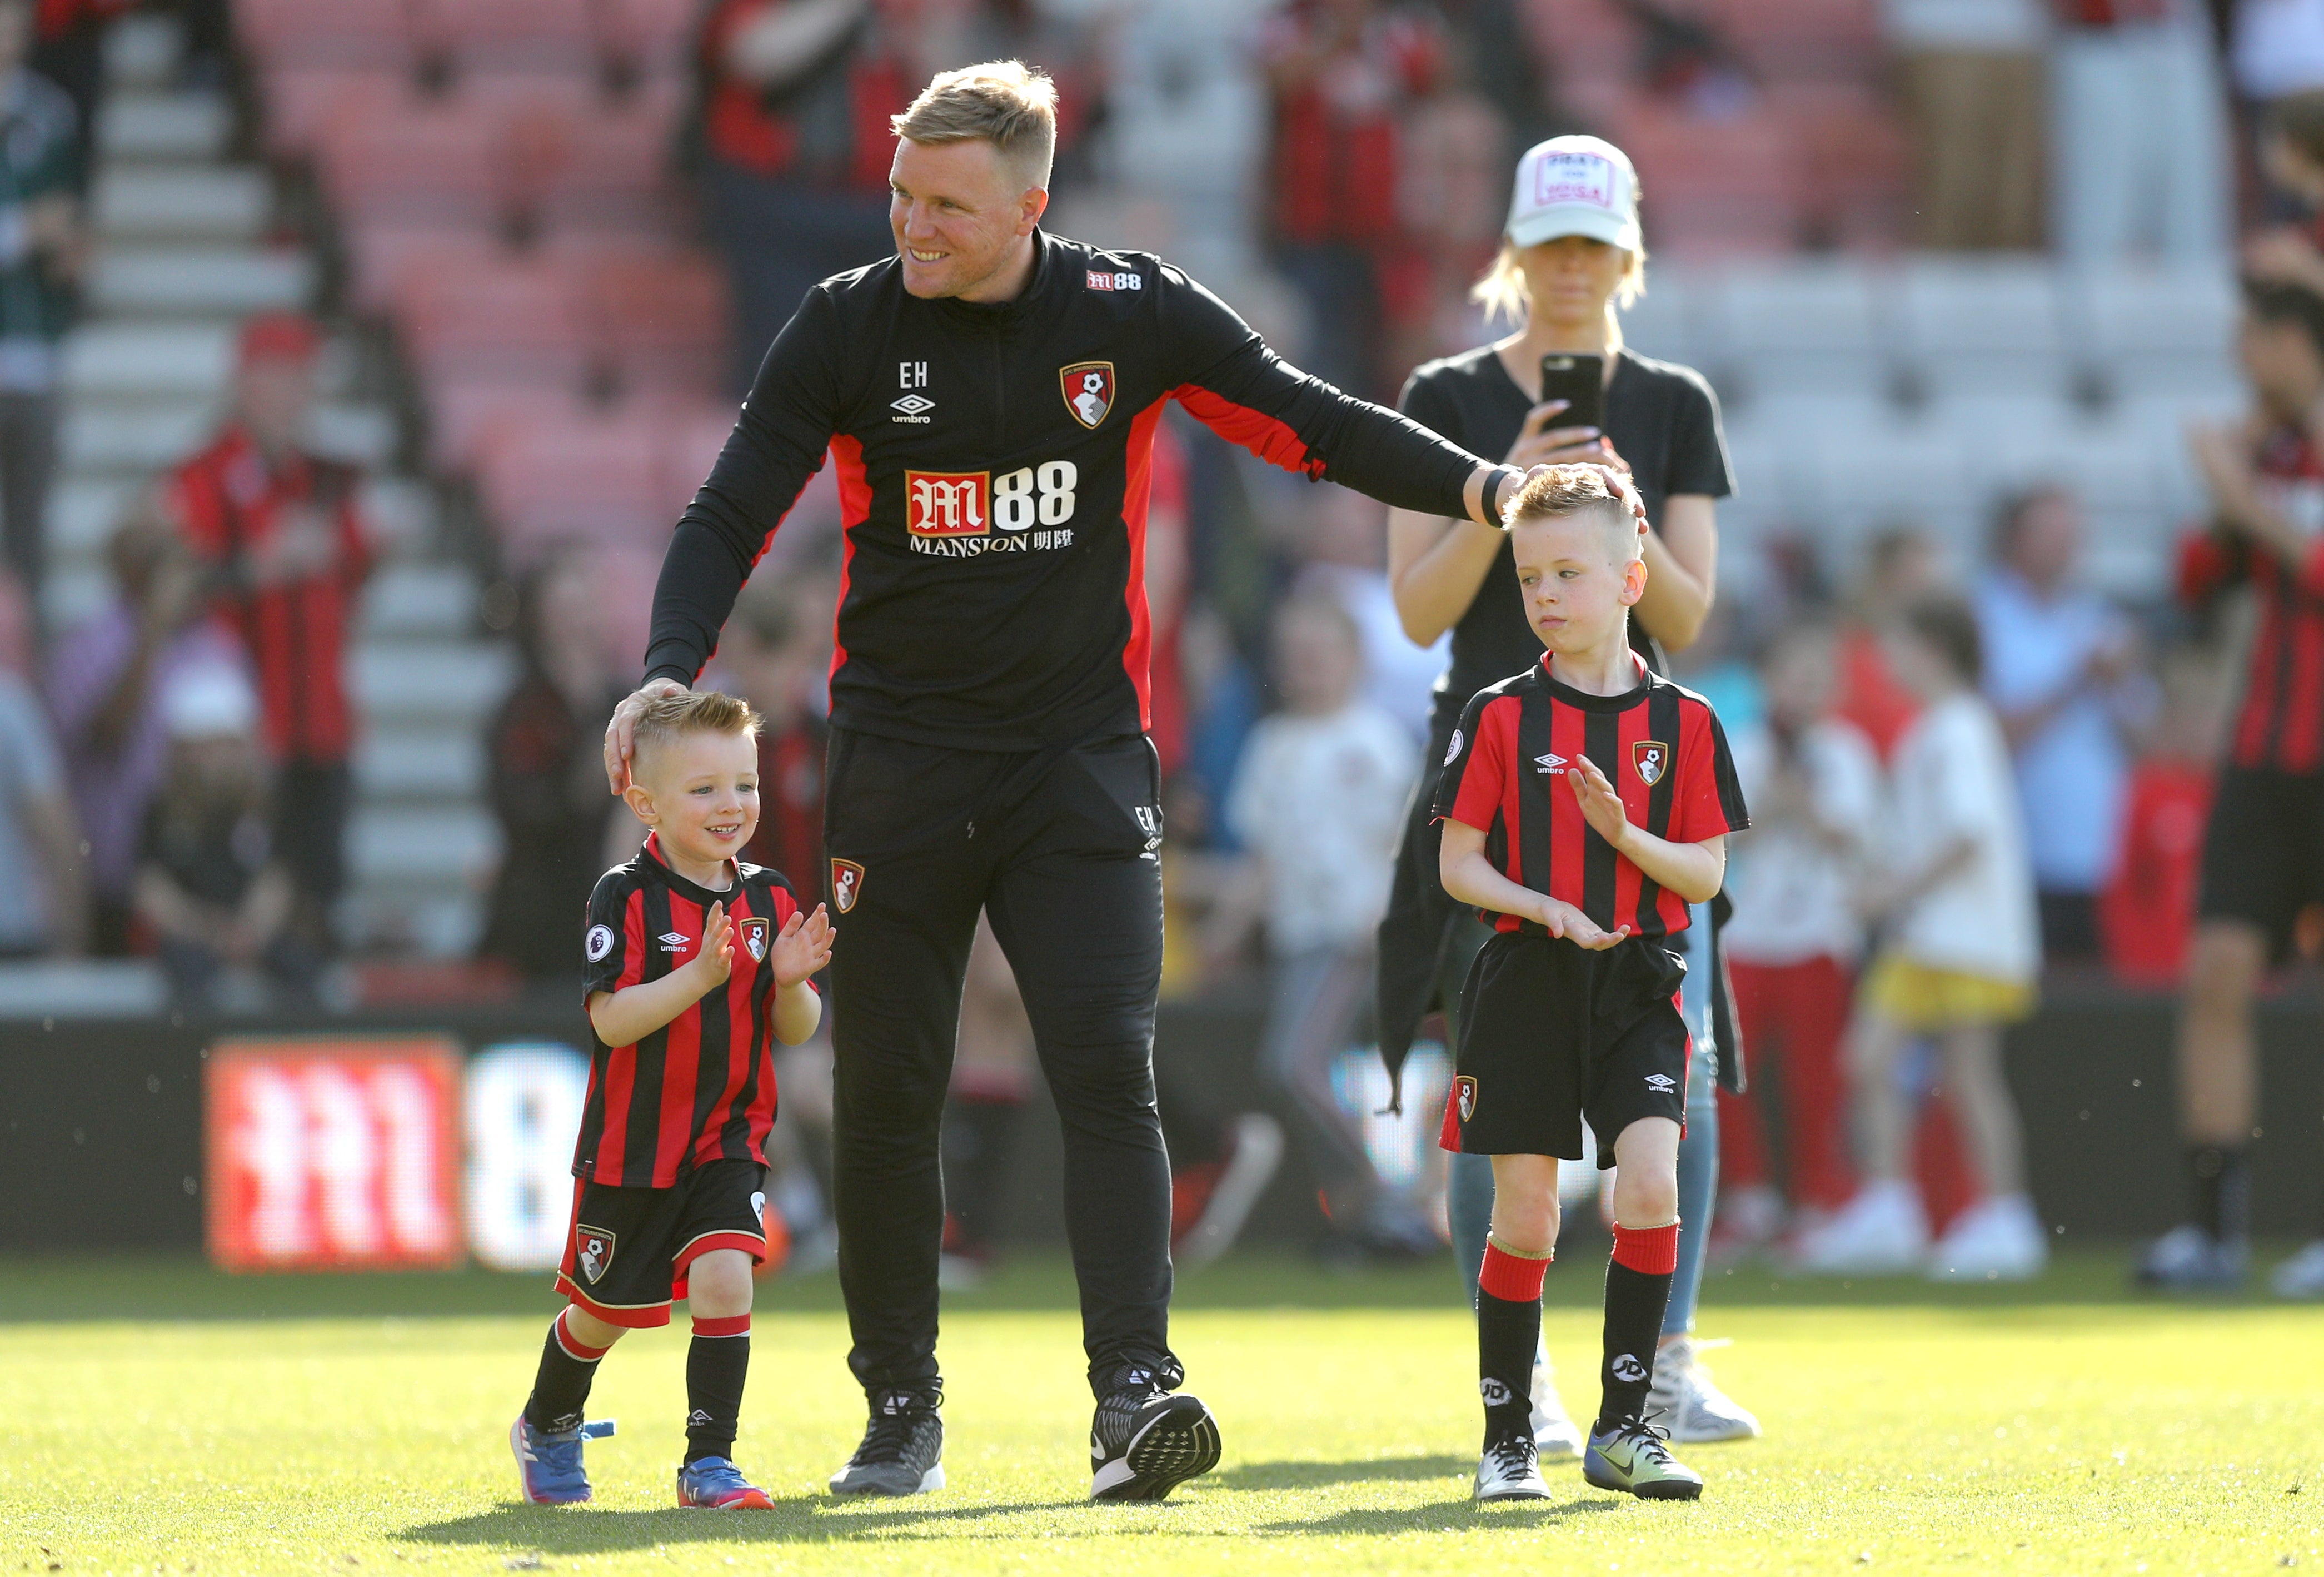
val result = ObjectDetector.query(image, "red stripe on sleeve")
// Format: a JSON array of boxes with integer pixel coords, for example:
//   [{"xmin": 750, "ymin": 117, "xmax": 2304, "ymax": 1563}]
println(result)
[
  {"xmin": 1170, "ymin": 384, "xmax": 1325, "ymax": 479},
  {"xmin": 1118, "ymin": 397, "xmax": 1168, "ymax": 731},
  {"xmin": 1445, "ymin": 694, "xmax": 1513, "ymax": 834},
  {"xmin": 827, "ymin": 435, "xmax": 871, "ymax": 689}
]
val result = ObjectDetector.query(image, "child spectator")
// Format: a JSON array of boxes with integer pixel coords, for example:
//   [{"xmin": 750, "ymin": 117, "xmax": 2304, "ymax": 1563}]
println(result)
[
  {"xmin": 1797, "ymin": 598, "xmax": 2046, "ymax": 1281},
  {"xmin": 131, "ymin": 662, "xmax": 311, "ymax": 1006},
  {"xmin": 2099, "ymin": 645, "xmax": 2222, "ymax": 988},
  {"xmin": 1221, "ymin": 591, "xmax": 1422, "ymax": 1253},
  {"xmin": 1433, "ymin": 465, "xmax": 1744, "ymax": 1503},
  {"xmin": 478, "ymin": 552, "xmax": 628, "ymax": 984},
  {"xmin": 512, "ymin": 690, "xmax": 831, "ymax": 1510},
  {"xmin": 1717, "ymin": 620, "xmax": 1882, "ymax": 1257},
  {"xmin": 46, "ymin": 514, "xmax": 242, "ymax": 954}
]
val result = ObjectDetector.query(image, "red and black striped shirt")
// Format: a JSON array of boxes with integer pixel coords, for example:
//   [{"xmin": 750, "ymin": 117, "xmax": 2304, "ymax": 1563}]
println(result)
[
  {"xmin": 573, "ymin": 834, "xmax": 804, "ymax": 1187},
  {"xmin": 1433, "ymin": 655, "xmax": 1748, "ymax": 939},
  {"xmin": 2177, "ymin": 423, "xmax": 2324, "ymax": 773}
]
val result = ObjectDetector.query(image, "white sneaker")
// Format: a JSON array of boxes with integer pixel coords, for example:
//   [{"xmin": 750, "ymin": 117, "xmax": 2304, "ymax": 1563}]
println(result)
[
  {"xmin": 1648, "ymin": 1335, "xmax": 1762, "ymax": 1442},
  {"xmin": 1175, "ymin": 1112, "xmax": 1284, "ymax": 1268},
  {"xmin": 1528, "ymin": 1340, "xmax": 1584, "ymax": 1461},
  {"xmin": 2271, "ymin": 1238, "xmax": 2324, "ymax": 1299},
  {"xmin": 1793, "ymin": 1181, "xmax": 1929, "ymax": 1275},
  {"xmin": 1473, "ymin": 1434, "xmax": 1549, "ymax": 1501},
  {"xmin": 1926, "ymin": 1194, "xmax": 2047, "ymax": 1282}
]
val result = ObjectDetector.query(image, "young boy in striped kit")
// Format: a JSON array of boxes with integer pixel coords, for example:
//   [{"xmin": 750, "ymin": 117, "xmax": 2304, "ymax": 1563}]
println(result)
[
  {"xmin": 510, "ymin": 690, "xmax": 834, "ymax": 1508},
  {"xmin": 1433, "ymin": 466, "xmax": 1747, "ymax": 1500}
]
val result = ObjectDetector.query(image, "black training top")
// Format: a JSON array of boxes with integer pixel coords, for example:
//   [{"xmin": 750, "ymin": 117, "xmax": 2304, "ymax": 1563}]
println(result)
[
  {"xmin": 1397, "ymin": 344, "xmax": 1733, "ymax": 733},
  {"xmin": 645, "ymin": 230, "xmax": 1497, "ymax": 751}
]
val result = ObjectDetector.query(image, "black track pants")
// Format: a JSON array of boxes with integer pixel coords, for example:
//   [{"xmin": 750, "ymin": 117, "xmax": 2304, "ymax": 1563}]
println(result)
[{"xmin": 824, "ymin": 727, "xmax": 1175, "ymax": 1397}]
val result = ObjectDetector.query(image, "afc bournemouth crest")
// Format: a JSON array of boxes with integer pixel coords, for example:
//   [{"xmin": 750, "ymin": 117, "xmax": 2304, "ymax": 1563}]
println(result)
[
  {"xmin": 575, "ymin": 1225, "xmax": 616, "ymax": 1284},
  {"xmin": 831, "ymin": 858, "xmax": 865, "ymax": 914},
  {"xmin": 738, "ymin": 915, "xmax": 770, "ymax": 963},
  {"xmin": 1633, "ymin": 740, "xmax": 1669, "ymax": 787},
  {"xmin": 1454, "ymin": 1075, "xmax": 1479, "ymax": 1124},
  {"xmin": 1060, "ymin": 361, "xmax": 1115, "ymax": 429}
]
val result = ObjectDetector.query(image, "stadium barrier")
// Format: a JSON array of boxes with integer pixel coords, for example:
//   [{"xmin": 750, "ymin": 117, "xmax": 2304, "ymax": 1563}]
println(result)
[{"xmin": 2, "ymin": 982, "xmax": 2319, "ymax": 1259}]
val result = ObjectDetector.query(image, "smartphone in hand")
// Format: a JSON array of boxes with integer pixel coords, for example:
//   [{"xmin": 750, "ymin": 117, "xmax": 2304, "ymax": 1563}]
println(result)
[{"xmin": 1538, "ymin": 352, "xmax": 1604, "ymax": 434}]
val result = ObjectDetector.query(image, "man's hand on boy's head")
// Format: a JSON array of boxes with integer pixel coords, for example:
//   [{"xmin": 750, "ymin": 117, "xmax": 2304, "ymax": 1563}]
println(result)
[
  {"xmin": 1537, "ymin": 895, "xmax": 1629, "ymax": 950},
  {"xmin": 770, "ymin": 903, "xmax": 834, "ymax": 989},
  {"xmin": 1568, "ymin": 757, "xmax": 1633, "ymax": 853},
  {"xmin": 690, "ymin": 900, "xmax": 735, "ymax": 986},
  {"xmin": 604, "ymin": 678, "xmax": 688, "ymax": 793}
]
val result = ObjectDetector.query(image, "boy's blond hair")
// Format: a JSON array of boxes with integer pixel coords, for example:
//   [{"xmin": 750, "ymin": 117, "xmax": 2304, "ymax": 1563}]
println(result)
[
  {"xmin": 1504, "ymin": 464, "xmax": 1642, "ymax": 563},
  {"xmin": 891, "ymin": 60, "xmax": 1058, "ymax": 190},
  {"xmin": 631, "ymin": 689, "xmax": 762, "ymax": 775}
]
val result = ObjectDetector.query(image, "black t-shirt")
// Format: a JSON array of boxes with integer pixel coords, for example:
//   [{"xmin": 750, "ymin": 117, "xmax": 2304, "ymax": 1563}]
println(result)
[
  {"xmin": 1399, "ymin": 344, "xmax": 1733, "ymax": 732},
  {"xmin": 644, "ymin": 230, "xmax": 1496, "ymax": 750}
]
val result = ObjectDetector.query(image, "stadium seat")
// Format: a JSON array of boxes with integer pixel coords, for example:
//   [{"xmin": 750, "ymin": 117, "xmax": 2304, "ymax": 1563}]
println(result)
[
  {"xmin": 597, "ymin": 0, "xmax": 704, "ymax": 78},
  {"xmin": 1615, "ymin": 266, "xmax": 1699, "ymax": 369},
  {"xmin": 423, "ymin": 378, "xmax": 589, "ymax": 474},
  {"xmin": 580, "ymin": 252, "xmax": 729, "ymax": 397},
  {"xmin": 313, "ymin": 94, "xmax": 502, "ymax": 231},
  {"xmin": 1612, "ymin": 106, "xmax": 1802, "ymax": 259},
  {"xmin": 477, "ymin": 411, "xmax": 672, "ymax": 558},
  {"xmin": 342, "ymin": 222, "xmax": 500, "ymax": 316},
  {"xmin": 652, "ymin": 401, "xmax": 745, "ymax": 521},
  {"xmin": 2069, "ymin": 265, "xmax": 2240, "ymax": 396},
  {"xmin": 258, "ymin": 66, "xmax": 410, "ymax": 160},
  {"xmin": 410, "ymin": 0, "xmax": 597, "ymax": 77},
  {"xmin": 1766, "ymin": 81, "xmax": 1909, "ymax": 251},
  {"xmin": 1520, "ymin": 0, "xmax": 1635, "ymax": 82},
  {"xmin": 1705, "ymin": 0, "xmax": 1881, "ymax": 83},
  {"xmin": 236, "ymin": 0, "xmax": 414, "ymax": 71},
  {"xmin": 1892, "ymin": 254, "xmax": 2070, "ymax": 399},
  {"xmin": 1693, "ymin": 260, "xmax": 1891, "ymax": 403},
  {"xmin": 395, "ymin": 254, "xmax": 593, "ymax": 386},
  {"xmin": 1802, "ymin": 417, "xmax": 1973, "ymax": 541},
  {"xmin": 533, "ymin": 88, "xmax": 686, "ymax": 237}
]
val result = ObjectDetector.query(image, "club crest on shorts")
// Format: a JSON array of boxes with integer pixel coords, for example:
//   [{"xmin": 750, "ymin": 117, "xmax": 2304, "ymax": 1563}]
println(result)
[
  {"xmin": 575, "ymin": 1225, "xmax": 616, "ymax": 1284},
  {"xmin": 1633, "ymin": 740, "xmax": 1670, "ymax": 786},
  {"xmin": 1060, "ymin": 361, "xmax": 1115, "ymax": 429},
  {"xmin": 830, "ymin": 858, "xmax": 865, "ymax": 914},
  {"xmin": 1454, "ymin": 1074, "xmax": 1478, "ymax": 1124},
  {"xmin": 738, "ymin": 915, "xmax": 769, "ymax": 963}
]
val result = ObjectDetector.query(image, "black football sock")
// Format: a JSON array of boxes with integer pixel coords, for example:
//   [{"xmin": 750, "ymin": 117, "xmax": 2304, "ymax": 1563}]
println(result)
[
  {"xmin": 1475, "ymin": 1239, "xmax": 1550, "ymax": 1446},
  {"xmin": 685, "ymin": 1315, "xmax": 751, "ymax": 1464},
  {"xmin": 2187, "ymin": 1145, "xmax": 2251, "ymax": 1242},
  {"xmin": 1597, "ymin": 1222, "xmax": 1679, "ymax": 1433},
  {"xmin": 523, "ymin": 1308, "xmax": 608, "ymax": 1434}
]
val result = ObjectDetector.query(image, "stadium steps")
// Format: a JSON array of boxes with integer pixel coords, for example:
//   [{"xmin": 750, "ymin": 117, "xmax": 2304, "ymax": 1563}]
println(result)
[{"xmin": 41, "ymin": 12, "xmax": 505, "ymax": 972}]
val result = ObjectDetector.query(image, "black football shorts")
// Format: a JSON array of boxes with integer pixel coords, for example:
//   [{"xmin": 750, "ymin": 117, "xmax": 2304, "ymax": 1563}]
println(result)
[
  {"xmin": 2196, "ymin": 766, "xmax": 2324, "ymax": 964},
  {"xmin": 1440, "ymin": 931, "xmax": 1690, "ymax": 1162},
  {"xmin": 555, "ymin": 1158, "xmax": 767, "ymax": 1327}
]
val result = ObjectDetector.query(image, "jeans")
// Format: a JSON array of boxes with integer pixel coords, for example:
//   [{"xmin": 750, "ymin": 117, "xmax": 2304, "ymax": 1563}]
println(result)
[{"xmin": 1449, "ymin": 902, "xmax": 1718, "ymax": 1337}]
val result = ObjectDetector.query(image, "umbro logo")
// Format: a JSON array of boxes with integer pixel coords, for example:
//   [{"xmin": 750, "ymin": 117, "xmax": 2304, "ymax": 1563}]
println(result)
[
  {"xmin": 1534, "ymin": 752, "xmax": 1568, "ymax": 773},
  {"xmin": 1644, "ymin": 1073, "xmax": 1677, "ymax": 1093},
  {"xmin": 688, "ymin": 1409, "xmax": 714, "ymax": 1426},
  {"xmin": 657, "ymin": 931, "xmax": 690, "ymax": 952},
  {"xmin": 890, "ymin": 392, "xmax": 934, "ymax": 421}
]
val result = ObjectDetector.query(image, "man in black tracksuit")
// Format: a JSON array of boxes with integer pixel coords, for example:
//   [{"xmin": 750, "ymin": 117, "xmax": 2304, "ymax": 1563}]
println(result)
[{"xmin": 604, "ymin": 62, "xmax": 1525, "ymax": 1502}]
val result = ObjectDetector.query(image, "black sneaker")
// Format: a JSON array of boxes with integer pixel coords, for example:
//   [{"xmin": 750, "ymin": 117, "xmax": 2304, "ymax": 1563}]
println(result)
[
  {"xmin": 1088, "ymin": 1367, "xmax": 1220, "ymax": 1501},
  {"xmin": 827, "ymin": 1387, "xmax": 945, "ymax": 1496}
]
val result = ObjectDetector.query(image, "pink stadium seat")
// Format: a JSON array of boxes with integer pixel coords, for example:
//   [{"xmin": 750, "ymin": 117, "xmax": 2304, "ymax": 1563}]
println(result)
[
  {"xmin": 237, "ymin": 0, "xmax": 414, "ymax": 71},
  {"xmin": 534, "ymin": 97, "xmax": 681, "ymax": 236},
  {"xmin": 410, "ymin": 0, "xmax": 597, "ymax": 76},
  {"xmin": 478, "ymin": 412, "xmax": 672, "ymax": 556},
  {"xmin": 342, "ymin": 222, "xmax": 501, "ymax": 316},
  {"xmin": 597, "ymin": 0, "xmax": 705, "ymax": 77},
  {"xmin": 1611, "ymin": 105, "xmax": 1802, "ymax": 257},
  {"xmin": 1767, "ymin": 82, "xmax": 1909, "ymax": 250},
  {"xmin": 1522, "ymin": 0, "xmax": 1635, "ymax": 80},
  {"xmin": 582, "ymin": 253, "xmax": 730, "ymax": 396},
  {"xmin": 423, "ymin": 378, "xmax": 589, "ymax": 474},
  {"xmin": 313, "ymin": 95, "xmax": 502, "ymax": 230},
  {"xmin": 1706, "ymin": 0, "xmax": 1880, "ymax": 82},
  {"xmin": 258, "ymin": 66, "xmax": 409, "ymax": 160},
  {"xmin": 652, "ymin": 402, "xmax": 746, "ymax": 520},
  {"xmin": 396, "ymin": 255, "xmax": 593, "ymax": 386}
]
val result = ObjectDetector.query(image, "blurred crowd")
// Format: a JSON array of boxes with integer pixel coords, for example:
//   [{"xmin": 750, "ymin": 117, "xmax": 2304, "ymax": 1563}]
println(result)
[{"xmin": 4, "ymin": 0, "xmax": 2324, "ymax": 1260}]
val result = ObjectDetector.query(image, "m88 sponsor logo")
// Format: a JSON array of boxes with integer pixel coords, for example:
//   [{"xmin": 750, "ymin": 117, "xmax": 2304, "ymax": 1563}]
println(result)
[{"xmin": 905, "ymin": 464, "xmax": 1080, "ymax": 557}]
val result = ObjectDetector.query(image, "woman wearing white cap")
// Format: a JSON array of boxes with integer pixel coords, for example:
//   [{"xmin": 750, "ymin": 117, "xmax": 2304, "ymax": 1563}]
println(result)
[{"xmin": 1375, "ymin": 134, "xmax": 1756, "ymax": 1461}]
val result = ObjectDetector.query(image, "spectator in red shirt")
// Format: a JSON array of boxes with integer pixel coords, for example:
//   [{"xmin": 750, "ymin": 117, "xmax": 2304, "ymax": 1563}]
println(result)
[
  {"xmin": 697, "ymin": 0, "xmax": 912, "ymax": 391},
  {"xmin": 1260, "ymin": 0, "xmax": 1443, "ymax": 398},
  {"xmin": 2099, "ymin": 644, "xmax": 2221, "ymax": 989},
  {"xmin": 163, "ymin": 311, "xmax": 373, "ymax": 943}
]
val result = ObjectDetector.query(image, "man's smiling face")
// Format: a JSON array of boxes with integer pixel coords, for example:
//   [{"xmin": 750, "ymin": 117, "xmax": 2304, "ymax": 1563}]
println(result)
[{"xmin": 889, "ymin": 137, "xmax": 1046, "ymax": 301}]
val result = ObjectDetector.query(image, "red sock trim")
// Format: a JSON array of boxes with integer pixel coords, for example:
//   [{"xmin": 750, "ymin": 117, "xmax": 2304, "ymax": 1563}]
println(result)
[
  {"xmin": 692, "ymin": 1313, "xmax": 751, "ymax": 1338},
  {"xmin": 553, "ymin": 1307, "xmax": 611, "ymax": 1361},
  {"xmin": 1612, "ymin": 1221, "xmax": 1680, "ymax": 1275},
  {"xmin": 1478, "ymin": 1241, "xmax": 1552, "ymax": 1302}
]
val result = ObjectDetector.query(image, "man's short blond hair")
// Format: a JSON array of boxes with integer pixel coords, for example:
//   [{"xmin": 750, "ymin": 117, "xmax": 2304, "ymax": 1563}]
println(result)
[
  {"xmin": 1505, "ymin": 464, "xmax": 1642, "ymax": 563},
  {"xmin": 891, "ymin": 59, "xmax": 1058, "ymax": 190},
  {"xmin": 632, "ymin": 689, "xmax": 761, "ymax": 777}
]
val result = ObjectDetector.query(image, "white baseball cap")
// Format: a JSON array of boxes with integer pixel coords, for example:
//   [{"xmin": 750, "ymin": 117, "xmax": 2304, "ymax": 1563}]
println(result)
[
  {"xmin": 1505, "ymin": 135, "xmax": 1642, "ymax": 253},
  {"xmin": 163, "ymin": 661, "xmax": 259, "ymax": 741}
]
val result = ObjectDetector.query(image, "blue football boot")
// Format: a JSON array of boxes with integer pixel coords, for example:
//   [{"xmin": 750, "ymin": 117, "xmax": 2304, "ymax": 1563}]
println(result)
[
  {"xmin": 676, "ymin": 1456, "xmax": 775, "ymax": 1509},
  {"xmin": 510, "ymin": 1415, "xmax": 615, "ymax": 1505}
]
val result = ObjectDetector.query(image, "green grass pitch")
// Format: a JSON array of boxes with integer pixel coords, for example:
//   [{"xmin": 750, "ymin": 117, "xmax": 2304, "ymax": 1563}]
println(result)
[{"xmin": 2, "ymin": 1250, "xmax": 2318, "ymax": 1575}]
